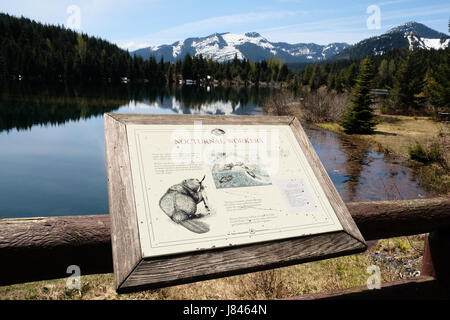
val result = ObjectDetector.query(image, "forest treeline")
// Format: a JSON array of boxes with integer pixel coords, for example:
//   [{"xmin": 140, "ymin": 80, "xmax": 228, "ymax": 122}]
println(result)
[
  {"xmin": 0, "ymin": 13, "xmax": 289, "ymax": 85},
  {"xmin": 294, "ymin": 47, "xmax": 450, "ymax": 114},
  {"xmin": 0, "ymin": 82, "xmax": 276, "ymax": 132},
  {"xmin": 1, "ymin": 13, "xmax": 448, "ymax": 114}
]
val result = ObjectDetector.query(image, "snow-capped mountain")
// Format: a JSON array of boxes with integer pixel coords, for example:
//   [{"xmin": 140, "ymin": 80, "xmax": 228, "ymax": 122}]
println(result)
[
  {"xmin": 333, "ymin": 22, "xmax": 449, "ymax": 60},
  {"xmin": 132, "ymin": 22, "xmax": 449, "ymax": 63},
  {"xmin": 132, "ymin": 32, "xmax": 350, "ymax": 63}
]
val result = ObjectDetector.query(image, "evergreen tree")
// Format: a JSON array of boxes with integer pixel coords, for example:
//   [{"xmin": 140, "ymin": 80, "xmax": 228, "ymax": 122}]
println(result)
[
  {"xmin": 377, "ymin": 59, "xmax": 389, "ymax": 88},
  {"xmin": 386, "ymin": 50, "xmax": 426, "ymax": 114},
  {"xmin": 277, "ymin": 63, "xmax": 289, "ymax": 82},
  {"xmin": 0, "ymin": 55, "xmax": 6, "ymax": 80},
  {"xmin": 181, "ymin": 53, "xmax": 193, "ymax": 80},
  {"xmin": 288, "ymin": 73, "xmax": 300, "ymax": 91},
  {"xmin": 344, "ymin": 63, "xmax": 358, "ymax": 89},
  {"xmin": 320, "ymin": 62, "xmax": 331, "ymax": 86},
  {"xmin": 424, "ymin": 48, "xmax": 450, "ymax": 110},
  {"xmin": 309, "ymin": 62, "xmax": 321, "ymax": 90},
  {"xmin": 341, "ymin": 57, "xmax": 376, "ymax": 134},
  {"xmin": 387, "ymin": 59, "xmax": 396, "ymax": 88},
  {"xmin": 301, "ymin": 64, "xmax": 313, "ymax": 85}
]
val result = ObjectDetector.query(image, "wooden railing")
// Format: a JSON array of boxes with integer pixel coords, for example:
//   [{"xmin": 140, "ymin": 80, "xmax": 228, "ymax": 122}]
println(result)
[{"xmin": 0, "ymin": 197, "xmax": 449, "ymax": 299}]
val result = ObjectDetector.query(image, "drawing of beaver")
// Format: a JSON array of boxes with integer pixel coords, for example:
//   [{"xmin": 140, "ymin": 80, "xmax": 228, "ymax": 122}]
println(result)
[{"xmin": 159, "ymin": 176, "xmax": 211, "ymax": 234}]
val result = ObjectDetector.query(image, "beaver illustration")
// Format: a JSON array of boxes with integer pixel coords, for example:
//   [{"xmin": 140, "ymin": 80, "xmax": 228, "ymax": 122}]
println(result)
[{"xmin": 159, "ymin": 176, "xmax": 211, "ymax": 234}]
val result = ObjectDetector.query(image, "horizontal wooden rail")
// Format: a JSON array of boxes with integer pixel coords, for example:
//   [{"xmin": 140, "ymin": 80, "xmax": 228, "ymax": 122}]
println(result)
[
  {"xmin": 285, "ymin": 276, "xmax": 448, "ymax": 300},
  {"xmin": 0, "ymin": 197, "xmax": 449, "ymax": 287}
]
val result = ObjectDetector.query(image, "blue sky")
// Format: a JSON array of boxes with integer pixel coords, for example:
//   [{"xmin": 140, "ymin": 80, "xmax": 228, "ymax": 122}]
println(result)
[{"xmin": 1, "ymin": 0, "xmax": 449, "ymax": 50}]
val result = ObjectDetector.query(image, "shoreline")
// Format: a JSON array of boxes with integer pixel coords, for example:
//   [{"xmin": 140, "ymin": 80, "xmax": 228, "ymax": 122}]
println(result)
[{"xmin": 313, "ymin": 114, "xmax": 449, "ymax": 196}]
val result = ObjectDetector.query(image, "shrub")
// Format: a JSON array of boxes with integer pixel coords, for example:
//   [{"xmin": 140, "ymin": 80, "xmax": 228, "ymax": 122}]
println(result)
[
  {"xmin": 408, "ymin": 142, "xmax": 429, "ymax": 163},
  {"xmin": 408, "ymin": 140, "xmax": 447, "ymax": 169},
  {"xmin": 261, "ymin": 91, "xmax": 296, "ymax": 116},
  {"xmin": 301, "ymin": 87, "xmax": 349, "ymax": 123},
  {"xmin": 413, "ymin": 165, "xmax": 450, "ymax": 194}
]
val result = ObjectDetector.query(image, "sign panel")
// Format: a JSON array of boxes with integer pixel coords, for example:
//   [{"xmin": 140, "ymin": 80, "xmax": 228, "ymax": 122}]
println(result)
[
  {"xmin": 104, "ymin": 114, "xmax": 366, "ymax": 292},
  {"xmin": 127, "ymin": 123, "xmax": 343, "ymax": 258}
]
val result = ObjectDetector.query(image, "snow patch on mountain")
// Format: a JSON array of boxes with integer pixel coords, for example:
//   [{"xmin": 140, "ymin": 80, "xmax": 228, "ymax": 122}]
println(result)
[
  {"xmin": 222, "ymin": 32, "xmax": 273, "ymax": 50},
  {"xmin": 132, "ymin": 32, "xmax": 350, "ymax": 63},
  {"xmin": 172, "ymin": 40, "xmax": 184, "ymax": 58},
  {"xmin": 407, "ymin": 34, "xmax": 450, "ymax": 50},
  {"xmin": 333, "ymin": 22, "xmax": 449, "ymax": 61}
]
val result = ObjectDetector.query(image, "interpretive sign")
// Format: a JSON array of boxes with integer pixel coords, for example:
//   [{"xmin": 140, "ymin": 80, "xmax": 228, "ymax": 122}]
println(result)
[{"xmin": 104, "ymin": 114, "xmax": 366, "ymax": 293}]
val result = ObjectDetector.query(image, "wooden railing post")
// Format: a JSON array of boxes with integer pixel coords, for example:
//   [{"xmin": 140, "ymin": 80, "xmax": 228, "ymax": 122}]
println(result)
[
  {"xmin": 422, "ymin": 229, "xmax": 450, "ymax": 291},
  {"xmin": 1, "ymin": 198, "xmax": 449, "ymax": 288}
]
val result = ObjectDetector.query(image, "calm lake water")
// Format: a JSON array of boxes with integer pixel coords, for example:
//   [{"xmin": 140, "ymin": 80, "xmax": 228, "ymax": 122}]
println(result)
[{"xmin": 0, "ymin": 83, "xmax": 430, "ymax": 218}]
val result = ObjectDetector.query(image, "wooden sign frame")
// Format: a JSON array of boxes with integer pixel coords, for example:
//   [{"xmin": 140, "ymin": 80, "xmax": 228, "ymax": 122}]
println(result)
[{"xmin": 104, "ymin": 113, "xmax": 366, "ymax": 293}]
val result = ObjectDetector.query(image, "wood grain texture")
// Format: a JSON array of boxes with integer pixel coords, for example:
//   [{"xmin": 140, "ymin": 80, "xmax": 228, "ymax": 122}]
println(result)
[
  {"xmin": 106, "ymin": 113, "xmax": 293, "ymax": 126},
  {"xmin": 104, "ymin": 113, "xmax": 142, "ymax": 289},
  {"xmin": 119, "ymin": 231, "xmax": 365, "ymax": 292},
  {"xmin": 0, "ymin": 197, "xmax": 448, "ymax": 286},
  {"xmin": 421, "ymin": 230, "xmax": 450, "ymax": 286},
  {"xmin": 285, "ymin": 276, "xmax": 450, "ymax": 300},
  {"xmin": 347, "ymin": 197, "xmax": 450, "ymax": 240},
  {"xmin": 105, "ymin": 114, "xmax": 366, "ymax": 291},
  {"xmin": 0, "ymin": 215, "xmax": 112, "ymax": 285},
  {"xmin": 289, "ymin": 117, "xmax": 366, "ymax": 245}
]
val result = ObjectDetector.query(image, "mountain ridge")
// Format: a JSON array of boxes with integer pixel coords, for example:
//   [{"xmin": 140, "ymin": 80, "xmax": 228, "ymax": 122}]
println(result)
[
  {"xmin": 132, "ymin": 21, "xmax": 449, "ymax": 63},
  {"xmin": 333, "ymin": 21, "xmax": 449, "ymax": 60},
  {"xmin": 132, "ymin": 32, "xmax": 350, "ymax": 63}
]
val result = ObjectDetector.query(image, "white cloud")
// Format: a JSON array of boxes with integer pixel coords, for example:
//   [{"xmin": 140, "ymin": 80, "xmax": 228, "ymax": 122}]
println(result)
[
  {"xmin": 377, "ymin": 0, "xmax": 411, "ymax": 6},
  {"xmin": 259, "ymin": 4, "xmax": 450, "ymax": 45},
  {"xmin": 381, "ymin": 4, "xmax": 450, "ymax": 21},
  {"xmin": 118, "ymin": 41, "xmax": 153, "ymax": 51},
  {"xmin": 121, "ymin": 10, "xmax": 305, "ymax": 47}
]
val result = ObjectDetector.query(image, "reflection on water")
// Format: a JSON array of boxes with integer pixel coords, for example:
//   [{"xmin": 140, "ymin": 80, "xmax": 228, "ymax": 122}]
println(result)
[
  {"xmin": 307, "ymin": 127, "xmax": 431, "ymax": 202},
  {"xmin": 0, "ymin": 83, "xmax": 273, "ymax": 132},
  {"xmin": 0, "ymin": 84, "xmax": 275, "ymax": 218},
  {"xmin": 0, "ymin": 83, "xmax": 431, "ymax": 218}
]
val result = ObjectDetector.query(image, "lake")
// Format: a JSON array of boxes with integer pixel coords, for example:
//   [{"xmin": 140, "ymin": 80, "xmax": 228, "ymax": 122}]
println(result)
[{"xmin": 0, "ymin": 83, "xmax": 431, "ymax": 218}]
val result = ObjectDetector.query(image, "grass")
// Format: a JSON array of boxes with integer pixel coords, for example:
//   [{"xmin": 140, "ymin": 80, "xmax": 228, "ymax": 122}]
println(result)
[
  {"xmin": 316, "ymin": 112, "xmax": 450, "ymax": 195},
  {"xmin": 1, "ymin": 104, "xmax": 440, "ymax": 300},
  {"xmin": 412, "ymin": 165, "xmax": 450, "ymax": 194},
  {"xmin": 375, "ymin": 116, "xmax": 445, "ymax": 156},
  {"xmin": 0, "ymin": 236, "xmax": 425, "ymax": 300},
  {"xmin": 318, "ymin": 113, "xmax": 447, "ymax": 157},
  {"xmin": 408, "ymin": 141, "xmax": 447, "ymax": 167},
  {"xmin": 316, "ymin": 123, "xmax": 344, "ymax": 133}
]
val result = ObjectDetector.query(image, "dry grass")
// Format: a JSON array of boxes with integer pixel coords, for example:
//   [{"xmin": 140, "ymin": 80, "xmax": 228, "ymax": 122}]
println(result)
[
  {"xmin": 0, "ymin": 98, "xmax": 437, "ymax": 300},
  {"xmin": 317, "ymin": 112, "xmax": 450, "ymax": 195},
  {"xmin": 261, "ymin": 90, "xmax": 303, "ymax": 119},
  {"xmin": 0, "ymin": 237, "xmax": 424, "ymax": 300},
  {"xmin": 367, "ymin": 115, "xmax": 449, "ymax": 194},
  {"xmin": 318, "ymin": 113, "xmax": 448, "ymax": 157},
  {"xmin": 301, "ymin": 87, "xmax": 350, "ymax": 123},
  {"xmin": 265, "ymin": 91, "xmax": 448, "ymax": 161},
  {"xmin": 369, "ymin": 113, "xmax": 448, "ymax": 157},
  {"xmin": 262, "ymin": 87, "xmax": 350, "ymax": 124}
]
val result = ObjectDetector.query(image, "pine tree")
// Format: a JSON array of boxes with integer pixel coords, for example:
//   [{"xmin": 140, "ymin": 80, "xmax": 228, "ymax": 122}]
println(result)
[
  {"xmin": 181, "ymin": 53, "xmax": 193, "ymax": 80},
  {"xmin": 377, "ymin": 59, "xmax": 389, "ymax": 88},
  {"xmin": 386, "ymin": 59, "xmax": 396, "ymax": 88},
  {"xmin": 341, "ymin": 57, "xmax": 376, "ymax": 134},
  {"xmin": 277, "ymin": 63, "xmax": 289, "ymax": 82},
  {"xmin": 309, "ymin": 62, "xmax": 321, "ymax": 90},
  {"xmin": 320, "ymin": 62, "xmax": 331, "ymax": 86},
  {"xmin": 424, "ymin": 48, "xmax": 450, "ymax": 110},
  {"xmin": 386, "ymin": 50, "xmax": 426, "ymax": 114},
  {"xmin": 344, "ymin": 63, "xmax": 358, "ymax": 89},
  {"xmin": 301, "ymin": 64, "xmax": 313, "ymax": 85},
  {"xmin": 0, "ymin": 55, "xmax": 6, "ymax": 80}
]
